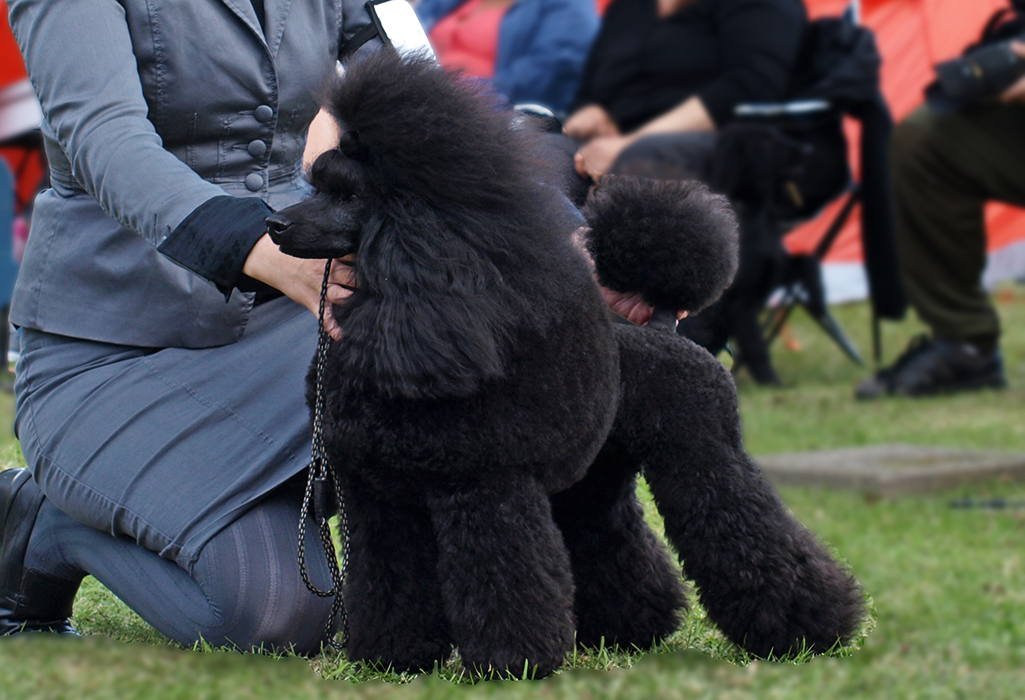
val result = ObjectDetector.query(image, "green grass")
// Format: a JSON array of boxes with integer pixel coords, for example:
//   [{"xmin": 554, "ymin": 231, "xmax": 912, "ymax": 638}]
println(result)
[{"xmin": 2, "ymin": 285, "xmax": 1025, "ymax": 698}]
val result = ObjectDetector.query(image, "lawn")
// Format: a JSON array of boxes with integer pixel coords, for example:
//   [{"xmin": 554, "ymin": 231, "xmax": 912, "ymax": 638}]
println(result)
[{"xmin": 1, "ymin": 286, "xmax": 1024, "ymax": 699}]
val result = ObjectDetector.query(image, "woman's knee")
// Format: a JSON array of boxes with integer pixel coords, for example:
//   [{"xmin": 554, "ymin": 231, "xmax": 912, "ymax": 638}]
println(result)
[
  {"xmin": 190, "ymin": 482, "xmax": 339, "ymax": 655},
  {"xmin": 214, "ymin": 584, "xmax": 338, "ymax": 656}
]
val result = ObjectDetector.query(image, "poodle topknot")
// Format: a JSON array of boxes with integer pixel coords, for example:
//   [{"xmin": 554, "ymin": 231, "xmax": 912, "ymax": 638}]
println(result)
[
  {"xmin": 324, "ymin": 50, "xmax": 539, "ymax": 213},
  {"xmin": 583, "ymin": 175, "xmax": 740, "ymax": 313}
]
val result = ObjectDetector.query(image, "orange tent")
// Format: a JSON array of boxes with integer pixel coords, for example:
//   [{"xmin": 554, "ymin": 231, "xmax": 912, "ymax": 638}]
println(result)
[{"xmin": 787, "ymin": 0, "xmax": 1022, "ymax": 269}]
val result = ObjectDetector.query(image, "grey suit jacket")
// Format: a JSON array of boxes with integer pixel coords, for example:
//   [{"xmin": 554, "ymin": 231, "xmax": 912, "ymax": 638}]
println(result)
[{"xmin": 8, "ymin": 0, "xmax": 373, "ymax": 348}]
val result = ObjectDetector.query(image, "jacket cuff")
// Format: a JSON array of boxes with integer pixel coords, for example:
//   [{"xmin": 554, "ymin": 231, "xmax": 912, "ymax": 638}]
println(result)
[{"xmin": 158, "ymin": 196, "xmax": 273, "ymax": 299}]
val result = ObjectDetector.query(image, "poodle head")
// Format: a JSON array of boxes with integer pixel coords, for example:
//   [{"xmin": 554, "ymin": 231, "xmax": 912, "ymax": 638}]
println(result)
[
  {"xmin": 268, "ymin": 50, "xmax": 540, "ymax": 257},
  {"xmin": 266, "ymin": 143, "xmax": 368, "ymax": 259},
  {"xmin": 268, "ymin": 51, "xmax": 552, "ymax": 400},
  {"xmin": 582, "ymin": 175, "xmax": 740, "ymax": 313}
]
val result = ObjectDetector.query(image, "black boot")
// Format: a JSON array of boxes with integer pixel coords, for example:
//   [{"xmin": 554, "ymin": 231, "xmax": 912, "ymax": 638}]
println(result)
[{"xmin": 0, "ymin": 469, "xmax": 81, "ymax": 635}]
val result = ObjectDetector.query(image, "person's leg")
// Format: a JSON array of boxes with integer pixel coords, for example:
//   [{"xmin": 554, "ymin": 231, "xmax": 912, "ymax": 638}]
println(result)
[
  {"xmin": 858, "ymin": 103, "xmax": 1025, "ymax": 397},
  {"xmin": 894, "ymin": 103, "xmax": 1025, "ymax": 347},
  {"xmin": 611, "ymin": 132, "xmax": 717, "ymax": 182},
  {"xmin": 21, "ymin": 475, "xmax": 337, "ymax": 654},
  {"xmin": 534, "ymin": 132, "xmax": 593, "ymax": 207},
  {"xmin": 14, "ymin": 296, "xmax": 317, "ymax": 571},
  {"xmin": 5, "ymin": 297, "xmax": 322, "ymax": 636}
]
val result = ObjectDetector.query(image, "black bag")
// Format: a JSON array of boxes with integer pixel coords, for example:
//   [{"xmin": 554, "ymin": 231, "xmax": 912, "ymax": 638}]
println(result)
[
  {"xmin": 971, "ymin": 0, "xmax": 1025, "ymax": 49},
  {"xmin": 709, "ymin": 112, "xmax": 848, "ymax": 226},
  {"xmin": 926, "ymin": 0, "xmax": 1025, "ymax": 112}
]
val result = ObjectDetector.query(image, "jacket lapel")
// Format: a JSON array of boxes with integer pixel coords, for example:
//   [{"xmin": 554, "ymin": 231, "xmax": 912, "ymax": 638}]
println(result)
[
  {"xmin": 218, "ymin": 0, "xmax": 270, "ymax": 52},
  {"xmin": 261, "ymin": 0, "xmax": 293, "ymax": 58}
]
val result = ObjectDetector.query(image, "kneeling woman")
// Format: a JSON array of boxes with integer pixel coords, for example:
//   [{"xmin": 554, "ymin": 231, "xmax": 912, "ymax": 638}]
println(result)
[{"xmin": 1, "ymin": 0, "xmax": 370, "ymax": 652}]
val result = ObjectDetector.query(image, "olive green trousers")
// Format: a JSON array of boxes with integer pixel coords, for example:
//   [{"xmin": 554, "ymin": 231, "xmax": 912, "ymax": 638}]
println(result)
[{"xmin": 892, "ymin": 102, "xmax": 1025, "ymax": 349}]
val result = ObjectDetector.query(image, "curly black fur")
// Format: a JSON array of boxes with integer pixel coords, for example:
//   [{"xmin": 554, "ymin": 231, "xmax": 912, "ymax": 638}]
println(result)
[
  {"xmin": 583, "ymin": 175, "xmax": 740, "ymax": 313},
  {"xmin": 270, "ymin": 50, "xmax": 866, "ymax": 679}
]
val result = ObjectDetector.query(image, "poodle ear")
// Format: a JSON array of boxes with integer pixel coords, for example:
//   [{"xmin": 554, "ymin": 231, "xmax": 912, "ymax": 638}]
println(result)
[
  {"xmin": 330, "ymin": 204, "xmax": 514, "ymax": 400},
  {"xmin": 582, "ymin": 175, "xmax": 739, "ymax": 313}
]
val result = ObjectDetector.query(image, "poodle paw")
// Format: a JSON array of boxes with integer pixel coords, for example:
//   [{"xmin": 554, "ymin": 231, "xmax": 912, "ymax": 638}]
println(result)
[
  {"xmin": 348, "ymin": 636, "xmax": 452, "ymax": 675},
  {"xmin": 459, "ymin": 645, "xmax": 568, "ymax": 681},
  {"xmin": 716, "ymin": 558, "xmax": 867, "ymax": 659}
]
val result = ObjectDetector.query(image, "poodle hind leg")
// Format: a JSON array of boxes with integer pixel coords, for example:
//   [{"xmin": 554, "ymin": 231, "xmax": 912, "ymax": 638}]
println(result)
[
  {"xmin": 551, "ymin": 442, "xmax": 686, "ymax": 650},
  {"xmin": 614, "ymin": 326, "xmax": 865, "ymax": 658},
  {"xmin": 427, "ymin": 474, "xmax": 575, "ymax": 679},
  {"xmin": 341, "ymin": 474, "xmax": 452, "ymax": 673}
]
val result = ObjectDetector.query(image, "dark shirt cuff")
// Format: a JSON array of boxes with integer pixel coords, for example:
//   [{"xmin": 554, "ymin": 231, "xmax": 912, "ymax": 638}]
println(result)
[
  {"xmin": 697, "ymin": 83, "xmax": 745, "ymax": 128},
  {"xmin": 158, "ymin": 196, "xmax": 273, "ymax": 300}
]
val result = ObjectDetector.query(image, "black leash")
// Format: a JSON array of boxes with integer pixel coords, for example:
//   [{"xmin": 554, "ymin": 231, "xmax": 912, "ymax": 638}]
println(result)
[{"xmin": 297, "ymin": 260, "xmax": 350, "ymax": 651}]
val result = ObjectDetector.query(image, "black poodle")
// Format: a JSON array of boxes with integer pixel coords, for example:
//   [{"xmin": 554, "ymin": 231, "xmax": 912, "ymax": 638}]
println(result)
[{"xmin": 267, "ymin": 51, "xmax": 864, "ymax": 679}]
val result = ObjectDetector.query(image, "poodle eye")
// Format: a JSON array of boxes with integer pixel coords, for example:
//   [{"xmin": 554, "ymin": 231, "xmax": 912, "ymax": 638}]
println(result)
[{"xmin": 349, "ymin": 194, "xmax": 359, "ymax": 203}]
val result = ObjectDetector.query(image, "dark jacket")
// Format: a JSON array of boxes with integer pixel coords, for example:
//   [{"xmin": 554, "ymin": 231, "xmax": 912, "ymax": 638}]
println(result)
[{"xmin": 572, "ymin": 0, "xmax": 807, "ymax": 130}]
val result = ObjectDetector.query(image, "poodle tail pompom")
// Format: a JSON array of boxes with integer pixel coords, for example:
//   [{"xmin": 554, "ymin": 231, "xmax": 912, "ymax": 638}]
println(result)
[{"xmin": 582, "ymin": 175, "xmax": 740, "ymax": 313}]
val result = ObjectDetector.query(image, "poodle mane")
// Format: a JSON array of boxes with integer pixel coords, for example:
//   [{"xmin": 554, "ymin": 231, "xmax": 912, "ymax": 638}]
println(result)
[{"xmin": 321, "ymin": 51, "xmax": 568, "ymax": 401}]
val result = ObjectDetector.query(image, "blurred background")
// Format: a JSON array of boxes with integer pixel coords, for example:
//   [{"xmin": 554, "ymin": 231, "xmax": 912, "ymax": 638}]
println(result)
[{"xmin": 1, "ymin": 1, "xmax": 1024, "ymax": 698}]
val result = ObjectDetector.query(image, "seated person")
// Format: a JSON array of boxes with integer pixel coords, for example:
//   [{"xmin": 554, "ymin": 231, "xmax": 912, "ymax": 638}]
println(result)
[
  {"xmin": 415, "ymin": 0, "xmax": 598, "ymax": 117},
  {"xmin": 563, "ymin": 0, "xmax": 808, "ymax": 383},
  {"xmin": 855, "ymin": 43, "xmax": 1025, "ymax": 399},
  {"xmin": 566, "ymin": 0, "xmax": 807, "ymax": 183}
]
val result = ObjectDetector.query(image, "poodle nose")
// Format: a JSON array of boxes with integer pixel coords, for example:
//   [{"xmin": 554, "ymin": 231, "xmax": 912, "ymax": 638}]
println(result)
[{"xmin": 265, "ymin": 213, "xmax": 292, "ymax": 241}]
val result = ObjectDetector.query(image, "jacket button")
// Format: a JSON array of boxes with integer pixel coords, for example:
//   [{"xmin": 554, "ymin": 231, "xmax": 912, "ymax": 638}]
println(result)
[
  {"xmin": 245, "ymin": 173, "xmax": 264, "ymax": 192},
  {"xmin": 247, "ymin": 139, "xmax": 268, "ymax": 158},
  {"xmin": 254, "ymin": 105, "xmax": 274, "ymax": 123}
]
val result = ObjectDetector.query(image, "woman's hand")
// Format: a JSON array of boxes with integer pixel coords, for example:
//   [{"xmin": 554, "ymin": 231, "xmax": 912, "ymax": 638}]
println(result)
[
  {"xmin": 563, "ymin": 104, "xmax": 621, "ymax": 141},
  {"xmin": 574, "ymin": 135, "xmax": 634, "ymax": 180},
  {"xmin": 303, "ymin": 108, "xmax": 343, "ymax": 174},
  {"xmin": 241, "ymin": 234, "xmax": 354, "ymax": 341},
  {"xmin": 601, "ymin": 288, "xmax": 688, "ymax": 326}
]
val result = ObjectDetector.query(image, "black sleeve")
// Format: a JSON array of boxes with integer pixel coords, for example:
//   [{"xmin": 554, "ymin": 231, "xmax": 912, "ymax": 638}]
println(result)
[
  {"xmin": 156, "ymin": 195, "xmax": 273, "ymax": 299},
  {"xmin": 568, "ymin": 27, "xmax": 602, "ymax": 113},
  {"xmin": 567, "ymin": 0, "xmax": 630, "ymax": 115},
  {"xmin": 696, "ymin": 0, "xmax": 806, "ymax": 126}
]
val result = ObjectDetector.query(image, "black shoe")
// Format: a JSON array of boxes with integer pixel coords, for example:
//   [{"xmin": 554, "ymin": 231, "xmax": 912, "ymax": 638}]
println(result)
[
  {"xmin": 855, "ymin": 335, "xmax": 1007, "ymax": 399},
  {"xmin": 0, "ymin": 468, "xmax": 80, "ymax": 635}
]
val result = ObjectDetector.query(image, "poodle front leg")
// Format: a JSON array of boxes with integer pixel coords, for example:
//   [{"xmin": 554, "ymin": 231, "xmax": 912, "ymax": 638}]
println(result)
[
  {"xmin": 427, "ymin": 475, "xmax": 575, "ymax": 679},
  {"xmin": 341, "ymin": 475, "xmax": 452, "ymax": 673},
  {"xmin": 551, "ymin": 442, "xmax": 687, "ymax": 650}
]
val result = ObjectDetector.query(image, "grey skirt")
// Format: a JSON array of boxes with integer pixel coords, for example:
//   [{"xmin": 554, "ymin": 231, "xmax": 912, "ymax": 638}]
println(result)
[{"xmin": 14, "ymin": 296, "xmax": 319, "ymax": 573}]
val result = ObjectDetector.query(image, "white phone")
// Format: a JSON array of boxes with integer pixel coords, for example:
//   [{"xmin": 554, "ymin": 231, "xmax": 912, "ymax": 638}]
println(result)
[{"xmin": 367, "ymin": 0, "xmax": 437, "ymax": 61}]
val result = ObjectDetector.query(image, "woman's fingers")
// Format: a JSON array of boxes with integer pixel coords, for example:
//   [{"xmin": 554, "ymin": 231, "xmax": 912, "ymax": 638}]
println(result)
[{"xmin": 321, "ymin": 256, "xmax": 356, "ymax": 341}]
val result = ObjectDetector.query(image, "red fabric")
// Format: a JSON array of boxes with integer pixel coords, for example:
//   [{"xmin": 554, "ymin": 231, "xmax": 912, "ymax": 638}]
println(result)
[
  {"xmin": 1, "ymin": 0, "xmax": 46, "ymax": 215},
  {"xmin": 786, "ymin": 0, "xmax": 1020, "ymax": 262},
  {"xmin": 0, "ymin": 0, "xmax": 26, "ymax": 91},
  {"xmin": 429, "ymin": 0, "xmax": 507, "ymax": 79}
]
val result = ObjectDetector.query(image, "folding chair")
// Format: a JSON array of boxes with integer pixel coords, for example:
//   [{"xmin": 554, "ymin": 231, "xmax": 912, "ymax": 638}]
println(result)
[{"xmin": 689, "ymin": 12, "xmax": 905, "ymax": 382}]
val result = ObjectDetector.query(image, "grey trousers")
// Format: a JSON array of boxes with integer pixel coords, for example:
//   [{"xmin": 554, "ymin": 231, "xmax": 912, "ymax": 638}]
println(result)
[
  {"xmin": 14, "ymin": 296, "xmax": 337, "ymax": 651},
  {"xmin": 543, "ymin": 131, "xmax": 716, "ymax": 206},
  {"xmin": 613, "ymin": 132, "xmax": 717, "ymax": 181},
  {"xmin": 892, "ymin": 103, "xmax": 1025, "ymax": 347}
]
